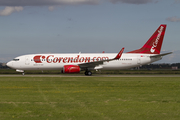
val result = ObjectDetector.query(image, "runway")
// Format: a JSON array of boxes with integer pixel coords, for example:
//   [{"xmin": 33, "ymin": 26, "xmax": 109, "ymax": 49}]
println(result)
[{"xmin": 0, "ymin": 74, "xmax": 180, "ymax": 77}]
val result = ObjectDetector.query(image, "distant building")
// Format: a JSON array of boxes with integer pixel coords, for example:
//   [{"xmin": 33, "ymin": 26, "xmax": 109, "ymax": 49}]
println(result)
[{"xmin": 172, "ymin": 66, "xmax": 178, "ymax": 70}]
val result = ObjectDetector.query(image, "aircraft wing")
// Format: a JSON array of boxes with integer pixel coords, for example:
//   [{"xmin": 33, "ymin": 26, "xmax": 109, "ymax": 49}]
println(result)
[
  {"xmin": 150, "ymin": 52, "xmax": 172, "ymax": 58},
  {"xmin": 78, "ymin": 48, "xmax": 124, "ymax": 69}
]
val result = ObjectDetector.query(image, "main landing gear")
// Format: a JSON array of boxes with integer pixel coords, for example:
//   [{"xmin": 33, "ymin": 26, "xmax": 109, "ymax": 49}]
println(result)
[{"xmin": 84, "ymin": 71, "xmax": 92, "ymax": 76}]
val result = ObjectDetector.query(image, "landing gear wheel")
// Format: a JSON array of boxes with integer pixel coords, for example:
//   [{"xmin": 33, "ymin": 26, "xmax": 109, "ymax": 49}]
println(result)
[
  {"xmin": 87, "ymin": 71, "xmax": 92, "ymax": 76},
  {"xmin": 22, "ymin": 72, "xmax": 25, "ymax": 76},
  {"xmin": 84, "ymin": 71, "xmax": 92, "ymax": 76}
]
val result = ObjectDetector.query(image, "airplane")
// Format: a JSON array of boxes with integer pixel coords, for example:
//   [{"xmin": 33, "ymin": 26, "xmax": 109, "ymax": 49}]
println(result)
[{"xmin": 6, "ymin": 24, "xmax": 172, "ymax": 76}]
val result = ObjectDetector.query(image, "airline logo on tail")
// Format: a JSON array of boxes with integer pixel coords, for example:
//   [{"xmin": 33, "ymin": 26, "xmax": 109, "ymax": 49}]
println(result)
[
  {"xmin": 150, "ymin": 26, "xmax": 164, "ymax": 53},
  {"xmin": 127, "ymin": 24, "xmax": 166, "ymax": 54}
]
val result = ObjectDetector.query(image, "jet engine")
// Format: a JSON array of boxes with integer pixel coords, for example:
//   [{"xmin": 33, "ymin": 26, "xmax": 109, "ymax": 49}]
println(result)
[{"xmin": 62, "ymin": 65, "xmax": 80, "ymax": 73}]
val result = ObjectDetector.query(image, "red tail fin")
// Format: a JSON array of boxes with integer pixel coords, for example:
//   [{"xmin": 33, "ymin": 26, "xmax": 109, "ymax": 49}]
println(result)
[{"xmin": 128, "ymin": 24, "xmax": 166, "ymax": 54}]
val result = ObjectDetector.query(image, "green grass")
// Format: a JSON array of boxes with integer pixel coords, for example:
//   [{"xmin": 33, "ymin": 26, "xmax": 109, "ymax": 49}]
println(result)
[
  {"xmin": 1, "ymin": 69, "xmax": 180, "ymax": 74},
  {"xmin": 0, "ymin": 77, "xmax": 180, "ymax": 120}
]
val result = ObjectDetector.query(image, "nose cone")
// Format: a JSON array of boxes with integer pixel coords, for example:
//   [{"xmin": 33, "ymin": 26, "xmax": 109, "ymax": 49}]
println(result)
[{"xmin": 6, "ymin": 61, "xmax": 13, "ymax": 68}]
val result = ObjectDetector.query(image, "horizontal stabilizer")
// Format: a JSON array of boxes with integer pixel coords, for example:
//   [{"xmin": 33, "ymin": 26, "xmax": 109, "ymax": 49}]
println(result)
[{"xmin": 150, "ymin": 52, "xmax": 172, "ymax": 58}]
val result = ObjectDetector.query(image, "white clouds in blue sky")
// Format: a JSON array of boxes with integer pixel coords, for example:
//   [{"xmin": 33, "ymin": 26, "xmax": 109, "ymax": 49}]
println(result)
[
  {"xmin": 0, "ymin": 0, "xmax": 99, "ymax": 6},
  {"xmin": 109, "ymin": 0, "xmax": 155, "ymax": 4},
  {"xmin": 166, "ymin": 16, "xmax": 180, "ymax": 22},
  {"xmin": 0, "ymin": 6, "xmax": 23, "ymax": 16},
  {"xmin": 0, "ymin": 0, "xmax": 180, "ymax": 63},
  {"xmin": 0, "ymin": 0, "xmax": 157, "ymax": 16}
]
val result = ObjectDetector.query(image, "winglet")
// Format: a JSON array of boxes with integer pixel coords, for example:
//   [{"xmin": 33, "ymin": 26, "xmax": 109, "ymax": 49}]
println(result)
[{"xmin": 115, "ymin": 47, "xmax": 124, "ymax": 59}]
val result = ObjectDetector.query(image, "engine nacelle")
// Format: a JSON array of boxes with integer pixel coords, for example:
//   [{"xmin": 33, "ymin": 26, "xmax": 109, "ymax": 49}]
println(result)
[{"xmin": 62, "ymin": 65, "xmax": 80, "ymax": 73}]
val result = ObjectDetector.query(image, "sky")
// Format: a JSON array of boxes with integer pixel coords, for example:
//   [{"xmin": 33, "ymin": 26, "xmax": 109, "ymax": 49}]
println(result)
[{"xmin": 0, "ymin": 0, "xmax": 180, "ymax": 63}]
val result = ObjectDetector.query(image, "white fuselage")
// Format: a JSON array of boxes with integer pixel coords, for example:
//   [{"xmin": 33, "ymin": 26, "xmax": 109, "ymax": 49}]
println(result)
[{"xmin": 7, "ymin": 53, "xmax": 161, "ymax": 71}]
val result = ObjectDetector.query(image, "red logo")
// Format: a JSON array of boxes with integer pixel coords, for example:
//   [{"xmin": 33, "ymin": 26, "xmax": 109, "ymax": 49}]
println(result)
[{"xmin": 33, "ymin": 55, "xmax": 45, "ymax": 63}]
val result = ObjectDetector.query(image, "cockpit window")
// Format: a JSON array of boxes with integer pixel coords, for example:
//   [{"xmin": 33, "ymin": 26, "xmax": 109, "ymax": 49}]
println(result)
[{"xmin": 13, "ymin": 59, "xmax": 19, "ymax": 61}]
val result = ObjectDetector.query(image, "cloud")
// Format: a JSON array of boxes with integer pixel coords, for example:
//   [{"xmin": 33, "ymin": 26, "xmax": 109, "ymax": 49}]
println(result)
[
  {"xmin": 0, "ymin": 0, "xmax": 99, "ymax": 6},
  {"xmin": 164, "ymin": 50, "xmax": 180, "ymax": 63},
  {"xmin": 109, "ymin": 0, "xmax": 156, "ymax": 4},
  {"xmin": 0, "ymin": 0, "xmax": 99, "ymax": 14},
  {"xmin": 175, "ymin": 0, "xmax": 180, "ymax": 3},
  {"xmin": 0, "ymin": 0, "xmax": 163, "ymax": 16},
  {"xmin": 0, "ymin": 6, "xmax": 23, "ymax": 16},
  {"xmin": 48, "ymin": 6, "xmax": 55, "ymax": 11},
  {"xmin": 0, "ymin": 0, "xmax": 161, "ymax": 6},
  {"xmin": 166, "ymin": 16, "xmax": 180, "ymax": 22}
]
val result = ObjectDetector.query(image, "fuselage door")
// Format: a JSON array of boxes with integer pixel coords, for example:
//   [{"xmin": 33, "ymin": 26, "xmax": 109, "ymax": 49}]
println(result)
[
  {"xmin": 25, "ymin": 56, "xmax": 30, "ymax": 65},
  {"xmin": 137, "ymin": 57, "xmax": 141, "ymax": 64}
]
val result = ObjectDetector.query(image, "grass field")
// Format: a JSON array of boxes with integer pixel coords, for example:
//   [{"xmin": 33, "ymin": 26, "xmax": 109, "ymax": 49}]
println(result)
[
  {"xmin": 1, "ymin": 69, "xmax": 180, "ymax": 74},
  {"xmin": 0, "ymin": 77, "xmax": 180, "ymax": 120}
]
